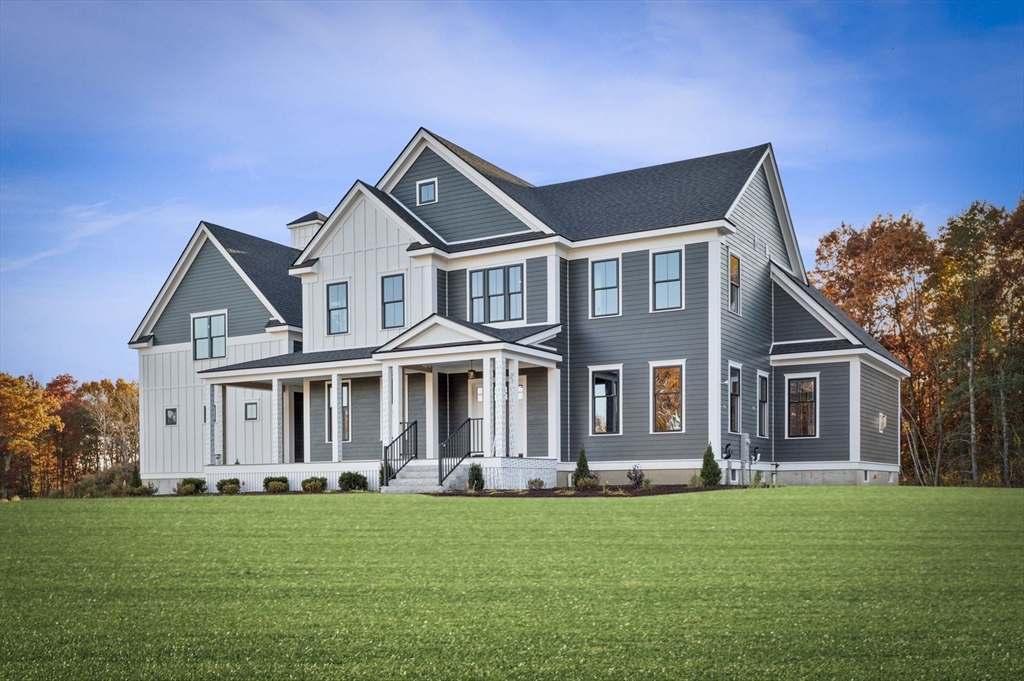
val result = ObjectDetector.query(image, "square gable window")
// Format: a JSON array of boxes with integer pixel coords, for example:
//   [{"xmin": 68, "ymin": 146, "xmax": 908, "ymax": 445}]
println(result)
[{"xmin": 416, "ymin": 178, "xmax": 437, "ymax": 206}]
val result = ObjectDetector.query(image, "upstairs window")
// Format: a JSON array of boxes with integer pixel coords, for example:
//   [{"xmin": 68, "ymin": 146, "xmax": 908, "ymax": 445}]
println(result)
[
  {"xmin": 592, "ymin": 368, "xmax": 621, "ymax": 435},
  {"xmin": 729, "ymin": 251, "xmax": 741, "ymax": 314},
  {"xmin": 469, "ymin": 265, "xmax": 523, "ymax": 324},
  {"xmin": 193, "ymin": 313, "xmax": 226, "ymax": 360},
  {"xmin": 652, "ymin": 250, "xmax": 682, "ymax": 310},
  {"xmin": 592, "ymin": 259, "xmax": 619, "ymax": 317},
  {"xmin": 787, "ymin": 375, "xmax": 818, "ymax": 438},
  {"xmin": 327, "ymin": 282, "xmax": 349, "ymax": 335},
  {"xmin": 728, "ymin": 364, "xmax": 741, "ymax": 433},
  {"xmin": 416, "ymin": 178, "xmax": 437, "ymax": 205},
  {"xmin": 382, "ymin": 274, "xmax": 405, "ymax": 329}
]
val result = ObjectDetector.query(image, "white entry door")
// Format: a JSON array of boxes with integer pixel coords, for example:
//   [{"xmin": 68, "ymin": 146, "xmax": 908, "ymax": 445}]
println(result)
[{"xmin": 468, "ymin": 375, "xmax": 528, "ymax": 456}]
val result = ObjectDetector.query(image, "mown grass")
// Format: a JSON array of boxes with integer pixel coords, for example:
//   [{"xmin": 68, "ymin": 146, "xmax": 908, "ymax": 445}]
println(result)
[{"xmin": 1, "ymin": 487, "xmax": 1021, "ymax": 680}]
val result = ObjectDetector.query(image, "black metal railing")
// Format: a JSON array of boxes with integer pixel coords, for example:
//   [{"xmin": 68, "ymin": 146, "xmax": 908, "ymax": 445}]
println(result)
[
  {"xmin": 438, "ymin": 417, "xmax": 483, "ymax": 485},
  {"xmin": 381, "ymin": 421, "xmax": 417, "ymax": 487}
]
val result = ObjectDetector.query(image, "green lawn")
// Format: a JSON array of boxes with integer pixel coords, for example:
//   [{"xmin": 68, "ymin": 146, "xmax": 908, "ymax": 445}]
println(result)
[{"xmin": 1, "ymin": 487, "xmax": 1022, "ymax": 680}]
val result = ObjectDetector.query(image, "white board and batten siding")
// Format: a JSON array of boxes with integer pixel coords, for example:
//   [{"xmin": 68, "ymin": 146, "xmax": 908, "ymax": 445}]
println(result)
[
  {"xmin": 138, "ymin": 335, "xmax": 290, "ymax": 482},
  {"xmin": 303, "ymin": 197, "xmax": 436, "ymax": 352}
]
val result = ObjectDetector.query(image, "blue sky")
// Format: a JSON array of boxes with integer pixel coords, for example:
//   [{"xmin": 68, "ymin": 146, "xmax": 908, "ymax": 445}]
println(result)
[{"xmin": 1, "ymin": 1, "xmax": 1021, "ymax": 383}]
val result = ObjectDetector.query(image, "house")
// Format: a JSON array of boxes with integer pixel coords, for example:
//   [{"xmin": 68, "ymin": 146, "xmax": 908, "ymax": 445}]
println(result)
[{"xmin": 129, "ymin": 129, "xmax": 908, "ymax": 493}]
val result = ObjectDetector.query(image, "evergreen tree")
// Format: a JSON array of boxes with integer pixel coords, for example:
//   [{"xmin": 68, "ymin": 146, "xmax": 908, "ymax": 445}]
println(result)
[{"xmin": 700, "ymin": 444, "xmax": 722, "ymax": 486}]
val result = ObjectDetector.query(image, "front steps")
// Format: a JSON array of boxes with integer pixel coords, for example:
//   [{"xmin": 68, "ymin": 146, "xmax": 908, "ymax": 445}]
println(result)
[{"xmin": 380, "ymin": 459, "xmax": 453, "ymax": 494}]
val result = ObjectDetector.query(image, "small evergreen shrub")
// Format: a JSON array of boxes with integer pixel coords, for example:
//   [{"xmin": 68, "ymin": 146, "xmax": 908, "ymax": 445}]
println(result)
[
  {"xmin": 263, "ymin": 476, "xmax": 289, "ymax": 492},
  {"xmin": 219, "ymin": 483, "xmax": 240, "ymax": 495},
  {"xmin": 626, "ymin": 464, "xmax": 645, "ymax": 489},
  {"xmin": 130, "ymin": 464, "xmax": 142, "ymax": 489},
  {"xmin": 266, "ymin": 481, "xmax": 289, "ymax": 494},
  {"xmin": 379, "ymin": 463, "xmax": 394, "ymax": 486},
  {"xmin": 527, "ymin": 478, "xmax": 545, "ymax": 490},
  {"xmin": 642, "ymin": 477, "xmax": 653, "ymax": 491},
  {"xmin": 700, "ymin": 444, "xmax": 722, "ymax": 487},
  {"xmin": 176, "ymin": 477, "xmax": 207, "ymax": 495},
  {"xmin": 216, "ymin": 478, "xmax": 240, "ymax": 493},
  {"xmin": 750, "ymin": 471, "xmax": 763, "ymax": 489},
  {"xmin": 467, "ymin": 463, "xmax": 485, "ymax": 491},
  {"xmin": 302, "ymin": 476, "xmax": 328, "ymax": 493},
  {"xmin": 572, "ymin": 446, "xmax": 598, "ymax": 488},
  {"xmin": 338, "ymin": 472, "xmax": 368, "ymax": 492}
]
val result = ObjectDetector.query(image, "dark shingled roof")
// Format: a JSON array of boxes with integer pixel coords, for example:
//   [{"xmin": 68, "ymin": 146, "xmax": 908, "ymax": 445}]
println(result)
[
  {"xmin": 200, "ymin": 347, "xmax": 376, "ymax": 373},
  {"xmin": 771, "ymin": 339, "xmax": 858, "ymax": 355},
  {"xmin": 287, "ymin": 211, "xmax": 327, "ymax": 226},
  {"xmin": 426, "ymin": 130, "xmax": 768, "ymax": 242},
  {"xmin": 444, "ymin": 316, "xmax": 560, "ymax": 344},
  {"xmin": 775, "ymin": 268, "xmax": 906, "ymax": 369},
  {"xmin": 359, "ymin": 182, "xmax": 447, "ymax": 250},
  {"xmin": 203, "ymin": 222, "xmax": 303, "ymax": 327}
]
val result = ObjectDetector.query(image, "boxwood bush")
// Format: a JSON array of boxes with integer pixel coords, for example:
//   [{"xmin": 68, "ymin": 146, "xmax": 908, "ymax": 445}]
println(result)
[
  {"xmin": 216, "ymin": 478, "xmax": 240, "ymax": 493},
  {"xmin": 176, "ymin": 477, "xmax": 207, "ymax": 495},
  {"xmin": 263, "ymin": 476, "xmax": 289, "ymax": 493},
  {"xmin": 338, "ymin": 472, "xmax": 368, "ymax": 492},
  {"xmin": 302, "ymin": 476, "xmax": 328, "ymax": 493}
]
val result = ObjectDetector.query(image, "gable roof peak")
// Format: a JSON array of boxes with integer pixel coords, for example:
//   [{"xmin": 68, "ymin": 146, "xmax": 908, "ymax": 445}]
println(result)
[{"xmin": 420, "ymin": 128, "xmax": 535, "ymax": 189}]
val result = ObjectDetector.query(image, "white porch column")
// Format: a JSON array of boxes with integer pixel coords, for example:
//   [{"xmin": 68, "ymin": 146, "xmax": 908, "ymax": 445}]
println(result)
[
  {"xmin": 548, "ymin": 367, "xmax": 561, "ymax": 459},
  {"xmin": 271, "ymin": 377, "xmax": 283, "ymax": 464},
  {"xmin": 391, "ymin": 365, "xmax": 405, "ymax": 441},
  {"xmin": 381, "ymin": 365, "xmax": 392, "ymax": 445},
  {"xmin": 206, "ymin": 384, "xmax": 216, "ymax": 465},
  {"xmin": 426, "ymin": 369, "xmax": 437, "ymax": 459},
  {"xmin": 332, "ymin": 373, "xmax": 342, "ymax": 462},
  {"xmin": 507, "ymin": 357, "xmax": 519, "ymax": 457},
  {"xmin": 214, "ymin": 384, "xmax": 225, "ymax": 465},
  {"xmin": 494, "ymin": 352, "xmax": 506, "ymax": 457},
  {"xmin": 482, "ymin": 356, "xmax": 494, "ymax": 458}
]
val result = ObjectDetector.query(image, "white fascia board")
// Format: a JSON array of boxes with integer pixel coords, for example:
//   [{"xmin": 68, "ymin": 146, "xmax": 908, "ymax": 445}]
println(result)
[
  {"xmin": 770, "ymin": 263, "xmax": 858, "ymax": 343},
  {"xmin": 265, "ymin": 324, "xmax": 302, "ymax": 335},
  {"xmin": 288, "ymin": 264, "xmax": 316, "ymax": 276},
  {"xmin": 376, "ymin": 315, "xmax": 494, "ymax": 353},
  {"xmin": 771, "ymin": 348, "xmax": 910, "ymax": 378},
  {"xmin": 131, "ymin": 224, "xmax": 208, "ymax": 342},
  {"xmin": 516, "ymin": 325, "xmax": 562, "ymax": 346},
  {"xmin": 377, "ymin": 130, "xmax": 555, "ymax": 236},
  {"xmin": 372, "ymin": 341, "xmax": 560, "ymax": 365},
  {"xmin": 725, "ymin": 147, "xmax": 806, "ymax": 283},
  {"xmin": 128, "ymin": 338, "xmax": 154, "ymax": 350},
  {"xmin": 201, "ymin": 359, "xmax": 382, "ymax": 384}
]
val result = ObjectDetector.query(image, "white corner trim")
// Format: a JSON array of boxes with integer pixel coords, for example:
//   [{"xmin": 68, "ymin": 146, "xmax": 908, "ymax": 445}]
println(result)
[
  {"xmin": 850, "ymin": 357, "xmax": 861, "ymax": 462},
  {"xmin": 648, "ymin": 360, "xmax": 686, "ymax": 434},
  {"xmin": 708, "ymin": 238, "xmax": 722, "ymax": 458},
  {"xmin": 547, "ymin": 254, "xmax": 560, "ymax": 324},
  {"xmin": 784, "ymin": 371, "xmax": 820, "ymax": 440}
]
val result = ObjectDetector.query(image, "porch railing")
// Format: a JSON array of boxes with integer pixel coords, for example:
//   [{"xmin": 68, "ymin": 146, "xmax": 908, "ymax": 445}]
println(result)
[
  {"xmin": 381, "ymin": 421, "xmax": 417, "ymax": 487},
  {"xmin": 439, "ymin": 418, "xmax": 483, "ymax": 485}
]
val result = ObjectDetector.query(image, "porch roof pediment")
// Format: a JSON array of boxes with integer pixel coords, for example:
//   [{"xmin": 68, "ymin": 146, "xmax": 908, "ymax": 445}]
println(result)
[{"xmin": 374, "ymin": 314, "xmax": 561, "ymax": 356}]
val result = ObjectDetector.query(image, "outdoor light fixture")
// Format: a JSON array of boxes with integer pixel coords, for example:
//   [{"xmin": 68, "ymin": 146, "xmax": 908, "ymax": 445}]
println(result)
[{"xmin": 723, "ymin": 443, "xmax": 733, "ymax": 459}]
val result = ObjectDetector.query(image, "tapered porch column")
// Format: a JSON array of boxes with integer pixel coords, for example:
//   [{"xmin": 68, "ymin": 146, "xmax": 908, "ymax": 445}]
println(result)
[
  {"xmin": 332, "ymin": 373, "xmax": 342, "ymax": 462},
  {"xmin": 482, "ymin": 356, "xmax": 494, "ymax": 458},
  {"xmin": 271, "ymin": 377, "xmax": 283, "ymax": 464},
  {"xmin": 206, "ymin": 384, "xmax": 216, "ymax": 465},
  {"xmin": 391, "ymin": 365, "xmax": 404, "ymax": 441},
  {"xmin": 381, "ymin": 364, "xmax": 392, "ymax": 445},
  {"xmin": 507, "ymin": 357, "xmax": 518, "ymax": 457},
  {"xmin": 214, "ymin": 384, "xmax": 225, "ymax": 465},
  {"xmin": 493, "ymin": 352, "xmax": 506, "ymax": 457}
]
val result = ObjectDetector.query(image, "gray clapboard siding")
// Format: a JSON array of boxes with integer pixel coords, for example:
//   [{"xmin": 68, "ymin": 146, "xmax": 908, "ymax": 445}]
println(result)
[
  {"xmin": 523, "ymin": 367, "xmax": 548, "ymax": 457},
  {"xmin": 406, "ymin": 373, "xmax": 427, "ymax": 456},
  {"xmin": 152, "ymin": 240, "xmax": 271, "ymax": 345},
  {"xmin": 308, "ymin": 381, "xmax": 331, "ymax": 462},
  {"xmin": 720, "ymin": 164, "xmax": 789, "ymax": 456},
  {"xmin": 437, "ymin": 270, "xmax": 448, "ymax": 317},
  {"xmin": 566, "ymin": 244, "xmax": 709, "ymax": 463},
  {"xmin": 860, "ymin": 364, "xmax": 899, "ymax": 464},
  {"xmin": 773, "ymin": 362, "xmax": 850, "ymax": 462},
  {"xmin": 526, "ymin": 257, "xmax": 547, "ymax": 323},
  {"xmin": 773, "ymin": 283, "xmax": 834, "ymax": 342},
  {"xmin": 391, "ymin": 148, "xmax": 531, "ymax": 243},
  {"xmin": 308, "ymin": 377, "xmax": 382, "ymax": 462},
  {"xmin": 448, "ymin": 270, "xmax": 467, "ymax": 321}
]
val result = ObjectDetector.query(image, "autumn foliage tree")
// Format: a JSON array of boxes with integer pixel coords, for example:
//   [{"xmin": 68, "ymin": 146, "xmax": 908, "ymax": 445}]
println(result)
[{"xmin": 0, "ymin": 374, "xmax": 62, "ymax": 499}]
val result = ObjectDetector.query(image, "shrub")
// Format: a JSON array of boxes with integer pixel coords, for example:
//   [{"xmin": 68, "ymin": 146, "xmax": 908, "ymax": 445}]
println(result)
[
  {"xmin": 338, "ymin": 472, "xmax": 368, "ymax": 492},
  {"xmin": 69, "ymin": 464, "xmax": 135, "ymax": 498},
  {"xmin": 379, "ymin": 463, "xmax": 394, "ymax": 486},
  {"xmin": 219, "ymin": 483, "xmax": 239, "ymax": 495},
  {"xmin": 130, "ymin": 463, "xmax": 142, "ymax": 489},
  {"xmin": 177, "ymin": 477, "xmax": 207, "ymax": 495},
  {"xmin": 642, "ymin": 477, "xmax": 653, "ymax": 491},
  {"xmin": 688, "ymin": 472, "xmax": 703, "ymax": 487},
  {"xmin": 572, "ymin": 446, "xmax": 598, "ymax": 488},
  {"xmin": 750, "ymin": 471, "xmax": 763, "ymax": 489},
  {"xmin": 626, "ymin": 464, "xmax": 645, "ymax": 489},
  {"xmin": 266, "ymin": 481, "xmax": 289, "ymax": 494},
  {"xmin": 700, "ymin": 444, "xmax": 722, "ymax": 487},
  {"xmin": 216, "ymin": 478, "xmax": 240, "ymax": 493},
  {"xmin": 575, "ymin": 476, "xmax": 600, "ymax": 491},
  {"xmin": 527, "ymin": 477, "xmax": 545, "ymax": 490},
  {"xmin": 467, "ymin": 463, "xmax": 485, "ymax": 491},
  {"xmin": 175, "ymin": 483, "xmax": 196, "ymax": 496},
  {"xmin": 263, "ymin": 476, "xmax": 289, "ymax": 492},
  {"xmin": 302, "ymin": 476, "xmax": 328, "ymax": 493}
]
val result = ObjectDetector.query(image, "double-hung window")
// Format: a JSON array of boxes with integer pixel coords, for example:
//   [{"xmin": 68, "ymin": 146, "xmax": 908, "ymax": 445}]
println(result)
[
  {"xmin": 193, "ymin": 313, "xmax": 226, "ymax": 360},
  {"xmin": 729, "ymin": 251, "xmax": 741, "ymax": 314},
  {"xmin": 787, "ymin": 375, "xmax": 818, "ymax": 438},
  {"xmin": 651, "ymin": 361, "xmax": 684, "ymax": 433},
  {"xmin": 652, "ymin": 251, "xmax": 682, "ymax": 310},
  {"xmin": 382, "ymin": 274, "xmax": 404, "ymax": 329},
  {"xmin": 469, "ymin": 265, "xmax": 523, "ymax": 323},
  {"xmin": 326, "ymin": 381, "xmax": 351, "ymax": 442},
  {"xmin": 757, "ymin": 371, "xmax": 769, "ymax": 438},
  {"xmin": 327, "ymin": 282, "xmax": 349, "ymax": 335},
  {"xmin": 592, "ymin": 259, "xmax": 619, "ymax": 317},
  {"xmin": 591, "ymin": 367, "xmax": 621, "ymax": 435},
  {"xmin": 728, "ymin": 364, "xmax": 741, "ymax": 433}
]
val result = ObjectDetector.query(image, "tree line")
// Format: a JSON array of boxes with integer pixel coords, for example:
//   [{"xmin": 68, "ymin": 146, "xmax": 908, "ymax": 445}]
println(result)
[
  {"xmin": 811, "ymin": 198, "xmax": 1023, "ymax": 486},
  {"xmin": 0, "ymin": 374, "xmax": 138, "ymax": 498}
]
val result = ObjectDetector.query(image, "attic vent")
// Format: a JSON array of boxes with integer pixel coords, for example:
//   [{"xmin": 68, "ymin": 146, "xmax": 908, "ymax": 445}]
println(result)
[{"xmin": 417, "ymin": 178, "xmax": 438, "ymax": 206}]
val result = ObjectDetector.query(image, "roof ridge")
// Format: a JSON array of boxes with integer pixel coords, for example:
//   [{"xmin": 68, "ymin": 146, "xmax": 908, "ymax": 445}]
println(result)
[
  {"xmin": 203, "ymin": 221, "xmax": 301, "ymax": 254},
  {"xmin": 424, "ymin": 128, "xmax": 536, "ymax": 189}
]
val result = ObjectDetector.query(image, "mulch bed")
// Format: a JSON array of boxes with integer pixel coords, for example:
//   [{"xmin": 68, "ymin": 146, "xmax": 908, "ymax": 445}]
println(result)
[{"xmin": 432, "ymin": 484, "xmax": 741, "ymax": 497}]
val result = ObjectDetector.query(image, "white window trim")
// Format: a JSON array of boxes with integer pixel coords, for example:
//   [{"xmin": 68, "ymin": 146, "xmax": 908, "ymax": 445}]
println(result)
[
  {"xmin": 649, "ymin": 359, "xmax": 686, "ymax": 434},
  {"xmin": 325, "ymin": 278, "xmax": 352, "ymax": 336},
  {"xmin": 727, "ymin": 248, "xmax": 742, "ymax": 316},
  {"xmin": 756, "ymin": 369, "xmax": 770, "ymax": 439},
  {"xmin": 727, "ymin": 361, "xmax": 742, "ymax": 434},
  {"xmin": 164, "ymin": 406, "xmax": 179, "ymax": 427},
  {"xmin": 466, "ymin": 261, "xmax": 528, "ymax": 324},
  {"xmin": 325, "ymin": 380, "xmax": 352, "ymax": 443},
  {"xmin": 784, "ymin": 371, "xmax": 821, "ymax": 439},
  {"xmin": 649, "ymin": 249, "xmax": 685, "ymax": 313},
  {"xmin": 588, "ymin": 256, "xmax": 622, "ymax": 319},
  {"xmin": 189, "ymin": 309, "xmax": 228, "ymax": 361},
  {"xmin": 243, "ymin": 400, "xmax": 260, "ymax": 422},
  {"xmin": 588, "ymin": 363, "xmax": 623, "ymax": 436},
  {"xmin": 380, "ymin": 270, "xmax": 408, "ymax": 331},
  {"xmin": 416, "ymin": 177, "xmax": 439, "ymax": 206}
]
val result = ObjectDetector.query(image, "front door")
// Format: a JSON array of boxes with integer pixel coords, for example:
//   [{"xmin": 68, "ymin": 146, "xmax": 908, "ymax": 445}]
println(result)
[{"xmin": 468, "ymin": 375, "xmax": 528, "ymax": 456}]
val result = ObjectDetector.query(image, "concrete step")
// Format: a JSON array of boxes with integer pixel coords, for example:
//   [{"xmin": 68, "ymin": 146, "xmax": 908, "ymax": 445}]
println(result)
[{"xmin": 381, "ymin": 483, "xmax": 445, "ymax": 494}]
